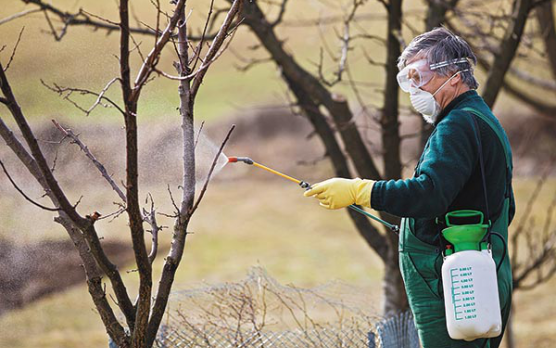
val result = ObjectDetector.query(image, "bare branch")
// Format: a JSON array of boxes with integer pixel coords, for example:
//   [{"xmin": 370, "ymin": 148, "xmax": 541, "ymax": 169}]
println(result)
[
  {"xmin": 130, "ymin": 0, "xmax": 187, "ymax": 102},
  {"xmin": 192, "ymin": 0, "xmax": 216, "ymax": 71},
  {"xmin": 143, "ymin": 194, "xmax": 162, "ymax": 265},
  {"xmin": 167, "ymin": 184, "xmax": 180, "ymax": 215},
  {"xmin": 190, "ymin": 124, "xmax": 235, "ymax": 215},
  {"xmin": 88, "ymin": 78, "xmax": 121, "ymax": 114},
  {"xmin": 51, "ymin": 120, "xmax": 127, "ymax": 203},
  {"xmin": 42, "ymin": 10, "xmax": 68, "ymax": 41},
  {"xmin": 0, "ymin": 158, "xmax": 60, "ymax": 211},
  {"xmin": 270, "ymin": 0, "xmax": 289, "ymax": 27},
  {"xmin": 41, "ymin": 79, "xmax": 126, "ymax": 116},
  {"xmin": 4, "ymin": 27, "xmax": 25, "ymax": 72},
  {"xmin": 99, "ymin": 206, "xmax": 126, "ymax": 222},
  {"xmin": 228, "ymin": 47, "xmax": 272, "ymax": 72},
  {"xmin": 0, "ymin": 8, "xmax": 41, "ymax": 25},
  {"xmin": 194, "ymin": 121, "xmax": 205, "ymax": 149},
  {"xmin": 190, "ymin": 0, "xmax": 243, "ymax": 98},
  {"xmin": 508, "ymin": 66, "xmax": 556, "ymax": 90}
]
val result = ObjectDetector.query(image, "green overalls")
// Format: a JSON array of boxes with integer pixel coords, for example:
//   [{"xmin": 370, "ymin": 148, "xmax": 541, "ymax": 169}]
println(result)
[{"xmin": 399, "ymin": 108, "xmax": 513, "ymax": 348}]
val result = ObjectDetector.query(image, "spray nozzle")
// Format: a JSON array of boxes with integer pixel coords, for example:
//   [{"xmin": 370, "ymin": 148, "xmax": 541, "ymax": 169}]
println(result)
[{"xmin": 228, "ymin": 156, "xmax": 254, "ymax": 165}]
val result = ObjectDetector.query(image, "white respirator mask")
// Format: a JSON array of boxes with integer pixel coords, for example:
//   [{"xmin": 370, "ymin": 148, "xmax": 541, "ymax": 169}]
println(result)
[
  {"xmin": 397, "ymin": 58, "xmax": 469, "ymax": 124},
  {"xmin": 409, "ymin": 73, "xmax": 460, "ymax": 124}
]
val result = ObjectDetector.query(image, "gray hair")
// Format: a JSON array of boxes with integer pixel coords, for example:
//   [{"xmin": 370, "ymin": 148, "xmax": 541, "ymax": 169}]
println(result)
[{"xmin": 398, "ymin": 27, "xmax": 479, "ymax": 89}]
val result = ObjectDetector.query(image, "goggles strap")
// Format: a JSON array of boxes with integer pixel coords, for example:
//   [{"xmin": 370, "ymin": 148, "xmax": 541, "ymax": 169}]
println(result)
[{"xmin": 430, "ymin": 57, "xmax": 469, "ymax": 70}]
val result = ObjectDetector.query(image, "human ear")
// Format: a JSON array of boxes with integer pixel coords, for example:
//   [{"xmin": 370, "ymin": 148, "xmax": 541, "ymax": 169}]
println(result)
[{"xmin": 450, "ymin": 72, "xmax": 461, "ymax": 86}]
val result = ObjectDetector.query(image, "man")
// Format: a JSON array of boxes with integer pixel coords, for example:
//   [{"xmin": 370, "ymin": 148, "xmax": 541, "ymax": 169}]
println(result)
[{"xmin": 304, "ymin": 27, "xmax": 515, "ymax": 348}]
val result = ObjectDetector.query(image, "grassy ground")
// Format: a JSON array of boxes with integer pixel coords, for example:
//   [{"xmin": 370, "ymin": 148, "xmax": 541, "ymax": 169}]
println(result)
[{"xmin": 0, "ymin": 176, "xmax": 555, "ymax": 348}]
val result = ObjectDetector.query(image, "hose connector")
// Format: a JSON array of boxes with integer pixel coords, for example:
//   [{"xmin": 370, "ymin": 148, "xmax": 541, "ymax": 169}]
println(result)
[{"xmin": 228, "ymin": 156, "xmax": 254, "ymax": 165}]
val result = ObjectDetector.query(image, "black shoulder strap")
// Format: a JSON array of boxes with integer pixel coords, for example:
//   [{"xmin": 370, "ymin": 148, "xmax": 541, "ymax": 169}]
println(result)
[{"xmin": 469, "ymin": 114, "xmax": 492, "ymax": 243}]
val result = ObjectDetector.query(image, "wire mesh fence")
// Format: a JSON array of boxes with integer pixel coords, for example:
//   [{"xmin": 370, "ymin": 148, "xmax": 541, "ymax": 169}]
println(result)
[{"xmin": 145, "ymin": 267, "xmax": 420, "ymax": 348}]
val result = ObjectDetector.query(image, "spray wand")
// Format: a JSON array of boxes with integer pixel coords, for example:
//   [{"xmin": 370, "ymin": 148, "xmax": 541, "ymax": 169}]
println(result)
[{"xmin": 228, "ymin": 156, "xmax": 399, "ymax": 235}]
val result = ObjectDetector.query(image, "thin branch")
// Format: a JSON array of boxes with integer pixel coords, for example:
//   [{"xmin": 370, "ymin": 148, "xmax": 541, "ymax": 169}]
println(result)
[
  {"xmin": 194, "ymin": 121, "xmax": 205, "ymax": 149},
  {"xmin": 167, "ymin": 184, "xmax": 180, "ymax": 215},
  {"xmin": 190, "ymin": 0, "xmax": 243, "ymax": 98},
  {"xmin": 51, "ymin": 120, "xmax": 126, "ymax": 203},
  {"xmin": 7, "ymin": 0, "xmax": 211, "ymax": 41},
  {"xmin": 0, "ymin": 158, "xmax": 60, "ymax": 211},
  {"xmin": 43, "ymin": 10, "xmax": 68, "ymax": 41},
  {"xmin": 190, "ymin": 124, "xmax": 235, "ymax": 215},
  {"xmin": 154, "ymin": 20, "xmax": 243, "ymax": 82},
  {"xmin": 270, "ymin": 0, "xmax": 289, "ymax": 27},
  {"xmin": 508, "ymin": 66, "xmax": 556, "ymax": 90},
  {"xmin": 192, "ymin": 0, "xmax": 216, "ymax": 71},
  {"xmin": 0, "ymin": 8, "xmax": 41, "ymax": 25},
  {"xmin": 87, "ymin": 78, "xmax": 121, "ymax": 114},
  {"xmin": 98, "ymin": 207, "xmax": 126, "ymax": 222},
  {"xmin": 130, "ymin": 0, "xmax": 187, "ymax": 102},
  {"xmin": 41, "ymin": 79, "xmax": 126, "ymax": 116},
  {"xmin": 4, "ymin": 27, "xmax": 25, "ymax": 72},
  {"xmin": 143, "ymin": 193, "xmax": 162, "ymax": 265}
]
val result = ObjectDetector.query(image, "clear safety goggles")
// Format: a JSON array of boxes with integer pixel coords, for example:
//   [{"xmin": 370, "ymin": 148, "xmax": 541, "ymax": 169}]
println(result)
[
  {"xmin": 397, "ymin": 58, "xmax": 469, "ymax": 92},
  {"xmin": 397, "ymin": 59, "xmax": 434, "ymax": 92}
]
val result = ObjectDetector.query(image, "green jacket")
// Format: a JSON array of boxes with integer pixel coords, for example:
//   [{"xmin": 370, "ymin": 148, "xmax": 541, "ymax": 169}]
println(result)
[{"xmin": 371, "ymin": 90, "xmax": 515, "ymax": 246}]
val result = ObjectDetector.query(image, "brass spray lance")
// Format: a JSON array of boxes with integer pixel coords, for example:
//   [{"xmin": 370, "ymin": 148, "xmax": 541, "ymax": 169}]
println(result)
[{"xmin": 228, "ymin": 156, "xmax": 399, "ymax": 235}]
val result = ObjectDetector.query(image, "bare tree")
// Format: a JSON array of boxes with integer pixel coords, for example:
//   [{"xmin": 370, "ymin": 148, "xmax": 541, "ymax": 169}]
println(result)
[{"xmin": 0, "ymin": 1, "xmax": 243, "ymax": 347}]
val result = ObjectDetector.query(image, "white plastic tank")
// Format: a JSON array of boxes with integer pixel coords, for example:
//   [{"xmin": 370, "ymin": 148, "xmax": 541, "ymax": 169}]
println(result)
[
  {"xmin": 442, "ymin": 249, "xmax": 502, "ymax": 340},
  {"xmin": 441, "ymin": 211, "xmax": 502, "ymax": 341}
]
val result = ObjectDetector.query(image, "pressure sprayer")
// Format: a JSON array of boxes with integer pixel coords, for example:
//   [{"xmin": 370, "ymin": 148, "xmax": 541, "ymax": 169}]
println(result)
[
  {"xmin": 227, "ymin": 156, "xmax": 399, "ymax": 235},
  {"xmin": 440, "ymin": 210, "xmax": 503, "ymax": 341}
]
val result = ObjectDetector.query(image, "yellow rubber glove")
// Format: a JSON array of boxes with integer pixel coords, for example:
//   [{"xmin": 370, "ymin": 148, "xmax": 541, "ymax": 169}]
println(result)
[{"xmin": 303, "ymin": 178, "xmax": 375, "ymax": 210}]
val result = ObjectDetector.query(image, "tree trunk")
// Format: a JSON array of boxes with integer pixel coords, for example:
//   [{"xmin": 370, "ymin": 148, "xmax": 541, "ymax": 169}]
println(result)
[
  {"xmin": 380, "ymin": 0, "xmax": 408, "ymax": 315},
  {"xmin": 481, "ymin": 0, "xmax": 533, "ymax": 108},
  {"xmin": 382, "ymin": 234, "xmax": 409, "ymax": 314},
  {"xmin": 382, "ymin": 0, "xmax": 403, "ymax": 181},
  {"xmin": 504, "ymin": 310, "xmax": 516, "ymax": 348}
]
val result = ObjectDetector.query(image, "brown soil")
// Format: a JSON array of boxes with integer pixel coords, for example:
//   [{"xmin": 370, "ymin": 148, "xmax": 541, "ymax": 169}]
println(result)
[{"xmin": 0, "ymin": 239, "xmax": 134, "ymax": 316}]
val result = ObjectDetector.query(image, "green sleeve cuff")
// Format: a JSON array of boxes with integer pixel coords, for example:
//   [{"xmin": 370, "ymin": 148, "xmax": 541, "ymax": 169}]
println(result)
[{"xmin": 371, "ymin": 180, "xmax": 385, "ymax": 211}]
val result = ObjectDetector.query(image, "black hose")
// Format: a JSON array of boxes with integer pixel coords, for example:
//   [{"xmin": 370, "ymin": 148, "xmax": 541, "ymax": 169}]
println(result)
[{"xmin": 490, "ymin": 232, "xmax": 507, "ymax": 273}]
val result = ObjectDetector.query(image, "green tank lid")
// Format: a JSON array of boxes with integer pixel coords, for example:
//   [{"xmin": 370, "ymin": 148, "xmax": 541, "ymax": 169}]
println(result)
[{"xmin": 442, "ymin": 210, "xmax": 489, "ymax": 252}]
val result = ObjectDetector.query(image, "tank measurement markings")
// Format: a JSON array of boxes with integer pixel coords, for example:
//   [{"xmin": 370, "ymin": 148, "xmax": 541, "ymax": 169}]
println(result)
[{"xmin": 450, "ymin": 267, "xmax": 477, "ymax": 321}]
